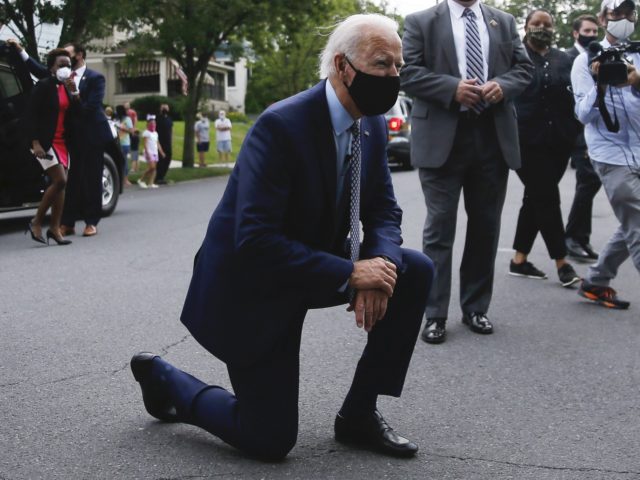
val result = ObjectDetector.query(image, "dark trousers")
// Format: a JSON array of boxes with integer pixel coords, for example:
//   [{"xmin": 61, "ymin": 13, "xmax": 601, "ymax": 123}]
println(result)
[
  {"xmin": 565, "ymin": 146, "xmax": 602, "ymax": 244},
  {"xmin": 149, "ymin": 248, "xmax": 433, "ymax": 460},
  {"xmin": 419, "ymin": 113, "xmax": 509, "ymax": 319},
  {"xmin": 513, "ymin": 146, "xmax": 570, "ymax": 259},
  {"xmin": 155, "ymin": 143, "xmax": 171, "ymax": 182},
  {"xmin": 62, "ymin": 143, "xmax": 104, "ymax": 227}
]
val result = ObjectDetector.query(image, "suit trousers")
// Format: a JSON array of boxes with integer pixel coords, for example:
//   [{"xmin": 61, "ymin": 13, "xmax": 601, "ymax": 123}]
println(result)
[
  {"xmin": 155, "ymin": 143, "xmax": 172, "ymax": 182},
  {"xmin": 565, "ymin": 146, "xmax": 602, "ymax": 245},
  {"xmin": 419, "ymin": 113, "xmax": 508, "ymax": 319},
  {"xmin": 150, "ymin": 248, "xmax": 433, "ymax": 460},
  {"xmin": 513, "ymin": 145, "xmax": 571, "ymax": 259},
  {"xmin": 62, "ymin": 143, "xmax": 104, "ymax": 226},
  {"xmin": 586, "ymin": 161, "xmax": 640, "ymax": 286}
]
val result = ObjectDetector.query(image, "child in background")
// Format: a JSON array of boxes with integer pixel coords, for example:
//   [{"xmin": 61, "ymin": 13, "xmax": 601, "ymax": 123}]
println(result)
[
  {"xmin": 130, "ymin": 129, "xmax": 140, "ymax": 173},
  {"xmin": 137, "ymin": 115, "xmax": 165, "ymax": 189}
]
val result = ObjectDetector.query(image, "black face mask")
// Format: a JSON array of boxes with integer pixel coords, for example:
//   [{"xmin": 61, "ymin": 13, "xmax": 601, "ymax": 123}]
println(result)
[
  {"xmin": 577, "ymin": 34, "xmax": 598, "ymax": 48},
  {"xmin": 344, "ymin": 57, "xmax": 400, "ymax": 116},
  {"xmin": 527, "ymin": 27, "xmax": 554, "ymax": 49}
]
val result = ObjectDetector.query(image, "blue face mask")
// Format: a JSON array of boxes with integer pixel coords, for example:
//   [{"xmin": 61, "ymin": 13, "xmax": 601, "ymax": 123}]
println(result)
[{"xmin": 343, "ymin": 57, "xmax": 400, "ymax": 116}]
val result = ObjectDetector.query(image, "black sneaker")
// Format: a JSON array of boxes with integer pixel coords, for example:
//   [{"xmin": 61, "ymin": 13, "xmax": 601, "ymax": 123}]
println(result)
[
  {"xmin": 578, "ymin": 281, "xmax": 630, "ymax": 309},
  {"xmin": 509, "ymin": 260, "xmax": 547, "ymax": 279},
  {"xmin": 558, "ymin": 263, "xmax": 581, "ymax": 288}
]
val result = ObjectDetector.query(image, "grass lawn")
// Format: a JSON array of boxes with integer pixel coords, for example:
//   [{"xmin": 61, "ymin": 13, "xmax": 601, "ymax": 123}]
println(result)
[
  {"xmin": 135, "ymin": 119, "xmax": 252, "ymax": 165},
  {"xmin": 126, "ymin": 119, "xmax": 251, "ymax": 183}
]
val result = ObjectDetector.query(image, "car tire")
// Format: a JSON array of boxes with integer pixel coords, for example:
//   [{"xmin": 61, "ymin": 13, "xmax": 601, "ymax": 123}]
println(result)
[
  {"xmin": 102, "ymin": 152, "xmax": 120, "ymax": 217},
  {"xmin": 402, "ymin": 158, "xmax": 414, "ymax": 171}
]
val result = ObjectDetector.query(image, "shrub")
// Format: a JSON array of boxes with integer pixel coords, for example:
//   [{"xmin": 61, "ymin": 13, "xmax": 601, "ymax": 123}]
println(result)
[
  {"xmin": 130, "ymin": 95, "xmax": 186, "ymax": 121},
  {"xmin": 226, "ymin": 111, "xmax": 250, "ymax": 123}
]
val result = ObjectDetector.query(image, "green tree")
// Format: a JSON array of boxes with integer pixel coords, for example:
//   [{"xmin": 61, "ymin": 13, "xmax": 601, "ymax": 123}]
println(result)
[
  {"xmin": 485, "ymin": 0, "xmax": 602, "ymax": 48},
  {"xmin": 246, "ymin": 0, "xmax": 403, "ymax": 113},
  {"xmin": 0, "ymin": 0, "xmax": 131, "ymax": 58},
  {"xmin": 130, "ymin": 0, "xmax": 321, "ymax": 168}
]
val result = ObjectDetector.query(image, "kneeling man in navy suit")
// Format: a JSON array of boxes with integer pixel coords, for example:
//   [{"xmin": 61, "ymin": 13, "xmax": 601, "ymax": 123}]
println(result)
[{"xmin": 131, "ymin": 13, "xmax": 434, "ymax": 460}]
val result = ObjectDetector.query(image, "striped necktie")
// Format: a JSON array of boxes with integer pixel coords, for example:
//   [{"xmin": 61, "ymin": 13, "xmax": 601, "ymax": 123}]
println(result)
[
  {"xmin": 463, "ymin": 8, "xmax": 487, "ymax": 114},
  {"xmin": 348, "ymin": 120, "xmax": 361, "ymax": 266}
]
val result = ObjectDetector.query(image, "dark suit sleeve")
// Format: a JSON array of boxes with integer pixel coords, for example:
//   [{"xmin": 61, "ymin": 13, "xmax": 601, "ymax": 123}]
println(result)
[
  {"xmin": 490, "ymin": 15, "xmax": 534, "ymax": 100},
  {"xmin": 360, "ymin": 119, "xmax": 403, "ymax": 268},
  {"xmin": 25, "ymin": 57, "xmax": 49, "ymax": 80},
  {"xmin": 79, "ymin": 72, "xmax": 106, "ymax": 115},
  {"xmin": 24, "ymin": 79, "xmax": 46, "ymax": 144},
  {"xmin": 234, "ymin": 110, "xmax": 354, "ymax": 291},
  {"xmin": 400, "ymin": 14, "xmax": 460, "ymax": 110}
]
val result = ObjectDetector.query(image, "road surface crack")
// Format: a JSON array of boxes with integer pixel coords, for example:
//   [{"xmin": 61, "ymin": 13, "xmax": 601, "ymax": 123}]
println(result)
[
  {"xmin": 111, "ymin": 334, "xmax": 192, "ymax": 375},
  {"xmin": 427, "ymin": 451, "xmax": 640, "ymax": 475}
]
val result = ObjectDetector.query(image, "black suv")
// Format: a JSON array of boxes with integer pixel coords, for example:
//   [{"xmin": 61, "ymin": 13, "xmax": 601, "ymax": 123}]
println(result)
[{"xmin": 0, "ymin": 40, "xmax": 123, "ymax": 215}]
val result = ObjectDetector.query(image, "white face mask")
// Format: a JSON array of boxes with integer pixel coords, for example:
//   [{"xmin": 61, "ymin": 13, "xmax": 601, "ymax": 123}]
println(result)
[
  {"xmin": 56, "ymin": 66, "xmax": 72, "ymax": 82},
  {"xmin": 607, "ymin": 18, "xmax": 636, "ymax": 41}
]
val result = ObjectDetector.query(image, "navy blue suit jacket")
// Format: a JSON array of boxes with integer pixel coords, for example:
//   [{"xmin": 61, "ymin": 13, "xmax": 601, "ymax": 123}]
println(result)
[
  {"xmin": 180, "ymin": 80, "xmax": 404, "ymax": 367},
  {"xmin": 26, "ymin": 58, "xmax": 111, "ymax": 147}
]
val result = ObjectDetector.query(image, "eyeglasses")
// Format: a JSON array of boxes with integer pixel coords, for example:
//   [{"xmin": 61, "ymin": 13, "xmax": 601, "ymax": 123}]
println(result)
[{"xmin": 607, "ymin": 9, "xmax": 637, "ymax": 21}]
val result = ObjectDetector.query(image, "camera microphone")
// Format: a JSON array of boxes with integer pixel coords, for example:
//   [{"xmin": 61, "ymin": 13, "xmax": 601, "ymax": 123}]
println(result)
[{"xmin": 589, "ymin": 42, "xmax": 603, "ymax": 55}]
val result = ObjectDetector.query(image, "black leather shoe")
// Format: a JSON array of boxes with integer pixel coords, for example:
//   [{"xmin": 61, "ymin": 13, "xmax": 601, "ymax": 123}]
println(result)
[
  {"xmin": 462, "ymin": 312, "xmax": 493, "ymax": 334},
  {"xmin": 580, "ymin": 242, "xmax": 599, "ymax": 261},
  {"xmin": 335, "ymin": 410, "xmax": 418, "ymax": 457},
  {"xmin": 421, "ymin": 317, "xmax": 446, "ymax": 344},
  {"xmin": 130, "ymin": 352, "xmax": 179, "ymax": 422},
  {"xmin": 565, "ymin": 238, "xmax": 592, "ymax": 261}
]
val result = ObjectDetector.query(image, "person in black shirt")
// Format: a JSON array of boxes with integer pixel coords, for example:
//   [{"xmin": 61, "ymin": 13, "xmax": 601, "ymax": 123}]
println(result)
[
  {"xmin": 509, "ymin": 9, "xmax": 582, "ymax": 287},
  {"xmin": 154, "ymin": 103, "xmax": 173, "ymax": 185}
]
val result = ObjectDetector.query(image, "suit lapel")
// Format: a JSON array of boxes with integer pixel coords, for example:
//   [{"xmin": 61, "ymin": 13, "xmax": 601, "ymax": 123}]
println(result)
[
  {"xmin": 311, "ymin": 80, "xmax": 338, "ymax": 221},
  {"xmin": 437, "ymin": 3, "xmax": 460, "ymax": 76},
  {"xmin": 480, "ymin": 4, "xmax": 500, "ymax": 79}
]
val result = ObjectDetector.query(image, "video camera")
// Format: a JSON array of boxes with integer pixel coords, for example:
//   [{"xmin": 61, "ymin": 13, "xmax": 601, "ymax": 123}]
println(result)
[{"xmin": 589, "ymin": 41, "xmax": 640, "ymax": 85}]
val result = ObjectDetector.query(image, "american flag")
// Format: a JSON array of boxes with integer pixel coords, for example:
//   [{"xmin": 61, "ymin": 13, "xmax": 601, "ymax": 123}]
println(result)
[{"xmin": 169, "ymin": 58, "xmax": 188, "ymax": 96}]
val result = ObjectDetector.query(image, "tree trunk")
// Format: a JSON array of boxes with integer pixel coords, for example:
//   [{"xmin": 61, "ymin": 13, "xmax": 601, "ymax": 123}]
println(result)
[{"xmin": 181, "ymin": 68, "xmax": 207, "ymax": 168}]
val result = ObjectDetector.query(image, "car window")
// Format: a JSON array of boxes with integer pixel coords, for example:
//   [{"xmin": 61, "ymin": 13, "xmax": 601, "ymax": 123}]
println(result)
[{"xmin": 0, "ymin": 64, "xmax": 22, "ymax": 100}]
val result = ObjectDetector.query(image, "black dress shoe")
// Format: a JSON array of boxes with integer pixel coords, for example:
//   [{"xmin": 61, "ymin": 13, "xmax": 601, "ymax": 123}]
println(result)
[
  {"xmin": 462, "ymin": 312, "xmax": 493, "ymax": 334},
  {"xmin": 421, "ymin": 317, "xmax": 446, "ymax": 344},
  {"xmin": 335, "ymin": 410, "xmax": 418, "ymax": 457},
  {"xmin": 580, "ymin": 242, "xmax": 599, "ymax": 261},
  {"xmin": 565, "ymin": 238, "xmax": 592, "ymax": 261},
  {"xmin": 130, "ymin": 352, "xmax": 179, "ymax": 422}
]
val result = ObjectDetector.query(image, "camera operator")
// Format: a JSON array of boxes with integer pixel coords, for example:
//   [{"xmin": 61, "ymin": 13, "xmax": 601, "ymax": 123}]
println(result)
[{"xmin": 571, "ymin": 0, "xmax": 640, "ymax": 309}]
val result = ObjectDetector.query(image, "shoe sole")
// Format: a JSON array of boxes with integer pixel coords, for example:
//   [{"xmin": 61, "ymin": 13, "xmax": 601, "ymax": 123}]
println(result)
[
  {"xmin": 334, "ymin": 431, "xmax": 418, "ymax": 458},
  {"xmin": 561, "ymin": 277, "xmax": 581, "ymax": 288},
  {"xmin": 421, "ymin": 334, "xmax": 445, "ymax": 344},
  {"xmin": 578, "ymin": 290, "xmax": 629, "ymax": 310},
  {"xmin": 508, "ymin": 271, "xmax": 547, "ymax": 280}
]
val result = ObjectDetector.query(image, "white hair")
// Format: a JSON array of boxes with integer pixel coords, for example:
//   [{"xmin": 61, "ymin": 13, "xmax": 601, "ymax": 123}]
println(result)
[{"xmin": 319, "ymin": 14, "xmax": 399, "ymax": 79}]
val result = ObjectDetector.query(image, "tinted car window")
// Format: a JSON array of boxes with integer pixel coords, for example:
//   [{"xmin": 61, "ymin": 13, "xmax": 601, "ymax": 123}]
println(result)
[{"xmin": 0, "ymin": 64, "xmax": 22, "ymax": 99}]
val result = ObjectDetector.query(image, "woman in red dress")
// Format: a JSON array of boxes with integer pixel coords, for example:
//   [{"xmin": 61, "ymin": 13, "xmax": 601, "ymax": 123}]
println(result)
[{"xmin": 25, "ymin": 48, "xmax": 79, "ymax": 245}]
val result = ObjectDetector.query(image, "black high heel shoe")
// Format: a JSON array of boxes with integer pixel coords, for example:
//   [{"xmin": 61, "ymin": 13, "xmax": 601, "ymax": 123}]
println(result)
[
  {"xmin": 26, "ymin": 222, "xmax": 46, "ymax": 244},
  {"xmin": 46, "ymin": 229, "xmax": 72, "ymax": 246}
]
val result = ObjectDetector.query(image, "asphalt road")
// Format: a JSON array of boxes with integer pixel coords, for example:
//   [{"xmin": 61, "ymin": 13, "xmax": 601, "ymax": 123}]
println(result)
[{"xmin": 1, "ymin": 166, "xmax": 639, "ymax": 480}]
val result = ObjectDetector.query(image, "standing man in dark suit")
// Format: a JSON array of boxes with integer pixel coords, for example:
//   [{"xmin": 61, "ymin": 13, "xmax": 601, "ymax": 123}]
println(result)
[
  {"xmin": 564, "ymin": 14, "xmax": 602, "ymax": 261},
  {"xmin": 6, "ymin": 42, "xmax": 112, "ymax": 237},
  {"xmin": 400, "ymin": 0, "xmax": 533, "ymax": 344},
  {"xmin": 130, "ymin": 14, "xmax": 434, "ymax": 460},
  {"xmin": 154, "ymin": 103, "xmax": 172, "ymax": 185},
  {"xmin": 59, "ymin": 44, "xmax": 112, "ymax": 237}
]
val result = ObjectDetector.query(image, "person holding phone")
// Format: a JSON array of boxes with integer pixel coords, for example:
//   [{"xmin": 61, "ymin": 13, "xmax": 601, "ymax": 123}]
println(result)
[{"xmin": 24, "ymin": 48, "xmax": 78, "ymax": 245}]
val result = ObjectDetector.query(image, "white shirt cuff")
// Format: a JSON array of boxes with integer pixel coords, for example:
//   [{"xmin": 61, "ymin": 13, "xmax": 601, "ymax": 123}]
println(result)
[{"xmin": 20, "ymin": 50, "xmax": 29, "ymax": 62}]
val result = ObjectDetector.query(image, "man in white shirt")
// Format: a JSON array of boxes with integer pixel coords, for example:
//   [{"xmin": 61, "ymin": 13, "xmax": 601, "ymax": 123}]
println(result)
[
  {"xmin": 565, "ymin": 15, "xmax": 603, "ymax": 262},
  {"xmin": 571, "ymin": 0, "xmax": 640, "ymax": 309},
  {"xmin": 214, "ymin": 110, "xmax": 232, "ymax": 163},
  {"xmin": 194, "ymin": 113, "xmax": 210, "ymax": 167}
]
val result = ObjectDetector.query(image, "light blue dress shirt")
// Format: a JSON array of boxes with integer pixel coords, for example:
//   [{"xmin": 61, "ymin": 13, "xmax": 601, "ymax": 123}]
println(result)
[
  {"xmin": 325, "ymin": 80, "xmax": 356, "ymax": 202},
  {"xmin": 571, "ymin": 38, "xmax": 640, "ymax": 167}
]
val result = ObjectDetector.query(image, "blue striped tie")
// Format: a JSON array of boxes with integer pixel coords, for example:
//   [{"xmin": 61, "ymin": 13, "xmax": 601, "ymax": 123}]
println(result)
[{"xmin": 463, "ymin": 8, "xmax": 487, "ymax": 114}]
